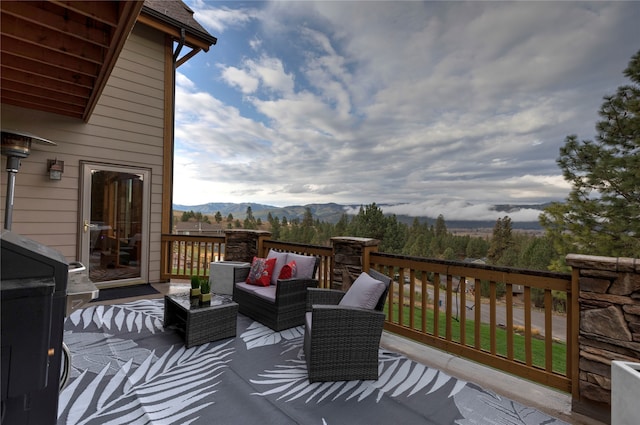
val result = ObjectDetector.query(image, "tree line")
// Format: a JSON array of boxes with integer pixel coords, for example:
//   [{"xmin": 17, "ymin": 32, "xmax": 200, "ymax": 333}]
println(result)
[{"xmin": 216, "ymin": 203, "xmax": 554, "ymax": 272}]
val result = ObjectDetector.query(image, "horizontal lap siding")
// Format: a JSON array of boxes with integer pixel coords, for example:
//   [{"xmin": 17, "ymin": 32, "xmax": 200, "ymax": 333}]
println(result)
[{"xmin": 0, "ymin": 24, "xmax": 167, "ymax": 282}]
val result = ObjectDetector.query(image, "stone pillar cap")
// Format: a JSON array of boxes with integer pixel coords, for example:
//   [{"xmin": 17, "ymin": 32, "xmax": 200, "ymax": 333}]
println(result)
[{"xmin": 331, "ymin": 236, "xmax": 379, "ymax": 246}]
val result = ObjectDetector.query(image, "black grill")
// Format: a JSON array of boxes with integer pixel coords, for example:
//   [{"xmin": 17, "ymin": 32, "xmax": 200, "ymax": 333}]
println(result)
[{"xmin": 1, "ymin": 230, "xmax": 68, "ymax": 425}]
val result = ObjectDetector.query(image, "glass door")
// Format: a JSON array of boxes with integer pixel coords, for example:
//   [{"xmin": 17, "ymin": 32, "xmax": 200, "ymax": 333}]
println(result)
[{"xmin": 80, "ymin": 162, "xmax": 150, "ymax": 286}]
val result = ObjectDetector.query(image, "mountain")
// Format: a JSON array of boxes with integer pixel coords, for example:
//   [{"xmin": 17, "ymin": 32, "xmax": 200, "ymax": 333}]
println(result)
[
  {"xmin": 172, "ymin": 202, "xmax": 355, "ymax": 223},
  {"xmin": 173, "ymin": 202, "xmax": 546, "ymax": 230},
  {"xmin": 173, "ymin": 202, "xmax": 275, "ymax": 217}
]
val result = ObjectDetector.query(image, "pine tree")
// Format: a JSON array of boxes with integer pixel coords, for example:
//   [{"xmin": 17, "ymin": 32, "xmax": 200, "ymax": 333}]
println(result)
[
  {"xmin": 349, "ymin": 203, "xmax": 387, "ymax": 241},
  {"xmin": 540, "ymin": 50, "xmax": 640, "ymax": 263},
  {"xmin": 244, "ymin": 206, "xmax": 256, "ymax": 229},
  {"xmin": 488, "ymin": 216, "xmax": 513, "ymax": 264},
  {"xmin": 434, "ymin": 214, "xmax": 447, "ymax": 238}
]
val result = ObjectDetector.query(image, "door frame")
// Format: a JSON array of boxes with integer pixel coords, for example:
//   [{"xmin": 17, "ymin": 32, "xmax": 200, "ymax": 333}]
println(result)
[{"xmin": 79, "ymin": 161, "xmax": 151, "ymax": 287}]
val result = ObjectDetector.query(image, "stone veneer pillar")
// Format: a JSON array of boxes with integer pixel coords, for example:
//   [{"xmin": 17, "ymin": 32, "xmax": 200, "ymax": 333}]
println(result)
[
  {"xmin": 566, "ymin": 254, "xmax": 640, "ymax": 424},
  {"xmin": 223, "ymin": 229, "xmax": 271, "ymax": 263},
  {"xmin": 330, "ymin": 237, "xmax": 379, "ymax": 291}
]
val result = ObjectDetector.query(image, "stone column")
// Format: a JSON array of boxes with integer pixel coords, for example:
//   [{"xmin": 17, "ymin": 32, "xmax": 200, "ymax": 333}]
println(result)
[
  {"xmin": 330, "ymin": 237, "xmax": 379, "ymax": 291},
  {"xmin": 224, "ymin": 229, "xmax": 271, "ymax": 263},
  {"xmin": 566, "ymin": 254, "xmax": 640, "ymax": 424}
]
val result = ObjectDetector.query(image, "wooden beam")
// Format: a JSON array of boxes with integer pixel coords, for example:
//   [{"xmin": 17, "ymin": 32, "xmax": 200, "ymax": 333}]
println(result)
[
  {"xmin": 0, "ymin": 67, "xmax": 93, "ymax": 97},
  {"xmin": 1, "ymin": 80, "xmax": 86, "ymax": 107},
  {"xmin": 0, "ymin": 90, "xmax": 85, "ymax": 117},
  {"xmin": 162, "ymin": 34, "xmax": 174, "ymax": 235},
  {"xmin": 83, "ymin": 1, "xmax": 144, "ymax": 121},
  {"xmin": 48, "ymin": 0, "xmax": 120, "ymax": 26},
  {"xmin": 1, "ymin": 14, "xmax": 105, "ymax": 64},
  {"xmin": 1, "ymin": 41, "xmax": 99, "ymax": 78},
  {"xmin": 1, "ymin": 1, "xmax": 111, "ymax": 48},
  {"xmin": 1, "ymin": 56, "xmax": 95, "ymax": 89},
  {"xmin": 176, "ymin": 48, "xmax": 201, "ymax": 68}
]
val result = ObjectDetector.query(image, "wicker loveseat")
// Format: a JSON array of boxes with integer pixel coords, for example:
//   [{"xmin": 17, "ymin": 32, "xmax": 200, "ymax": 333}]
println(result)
[
  {"xmin": 233, "ymin": 250, "xmax": 320, "ymax": 331},
  {"xmin": 304, "ymin": 268, "xmax": 392, "ymax": 382}
]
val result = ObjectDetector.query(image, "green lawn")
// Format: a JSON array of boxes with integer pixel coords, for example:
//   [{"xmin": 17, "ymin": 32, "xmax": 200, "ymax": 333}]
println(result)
[{"xmin": 386, "ymin": 304, "xmax": 566, "ymax": 374}]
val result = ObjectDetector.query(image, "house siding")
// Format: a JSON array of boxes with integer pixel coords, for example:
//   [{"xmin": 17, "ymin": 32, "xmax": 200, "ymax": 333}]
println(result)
[{"xmin": 0, "ymin": 23, "xmax": 167, "ymax": 283}]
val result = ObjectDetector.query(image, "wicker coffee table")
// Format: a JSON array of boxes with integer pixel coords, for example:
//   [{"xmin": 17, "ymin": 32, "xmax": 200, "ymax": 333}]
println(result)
[{"xmin": 164, "ymin": 293, "xmax": 239, "ymax": 348}]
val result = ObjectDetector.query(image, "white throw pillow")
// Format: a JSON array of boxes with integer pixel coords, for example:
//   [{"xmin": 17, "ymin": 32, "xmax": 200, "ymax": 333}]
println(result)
[
  {"xmin": 267, "ymin": 250, "xmax": 288, "ymax": 285},
  {"xmin": 339, "ymin": 272, "xmax": 386, "ymax": 310}
]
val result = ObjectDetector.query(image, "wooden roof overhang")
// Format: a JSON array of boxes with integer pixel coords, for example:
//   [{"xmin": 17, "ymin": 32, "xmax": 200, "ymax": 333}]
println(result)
[
  {"xmin": 1, "ymin": 1, "xmax": 216, "ymax": 122},
  {"xmin": 137, "ymin": 4, "xmax": 217, "ymax": 68},
  {"xmin": 0, "ymin": 1, "xmax": 145, "ymax": 122}
]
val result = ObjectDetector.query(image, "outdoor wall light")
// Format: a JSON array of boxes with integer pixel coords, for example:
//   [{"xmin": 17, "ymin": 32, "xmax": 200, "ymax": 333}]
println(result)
[{"xmin": 48, "ymin": 158, "xmax": 64, "ymax": 180}]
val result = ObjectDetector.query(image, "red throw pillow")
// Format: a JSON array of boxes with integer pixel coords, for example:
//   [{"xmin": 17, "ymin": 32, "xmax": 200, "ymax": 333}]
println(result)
[
  {"xmin": 246, "ymin": 257, "xmax": 276, "ymax": 286},
  {"xmin": 278, "ymin": 260, "xmax": 297, "ymax": 280}
]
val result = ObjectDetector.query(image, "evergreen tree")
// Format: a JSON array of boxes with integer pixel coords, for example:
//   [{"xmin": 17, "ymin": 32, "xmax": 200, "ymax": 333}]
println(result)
[
  {"xmin": 180, "ymin": 210, "xmax": 192, "ymax": 222},
  {"xmin": 518, "ymin": 236, "xmax": 555, "ymax": 271},
  {"xmin": 214, "ymin": 211, "xmax": 222, "ymax": 223},
  {"xmin": 488, "ymin": 216, "xmax": 513, "ymax": 264},
  {"xmin": 300, "ymin": 207, "xmax": 316, "ymax": 243},
  {"xmin": 408, "ymin": 234, "xmax": 429, "ymax": 257},
  {"xmin": 244, "ymin": 206, "xmax": 256, "ymax": 229},
  {"xmin": 442, "ymin": 247, "xmax": 456, "ymax": 260},
  {"xmin": 334, "ymin": 213, "xmax": 350, "ymax": 235},
  {"xmin": 540, "ymin": 50, "xmax": 640, "ymax": 263},
  {"xmin": 381, "ymin": 214, "xmax": 408, "ymax": 253},
  {"xmin": 270, "ymin": 216, "xmax": 281, "ymax": 240},
  {"xmin": 349, "ymin": 203, "xmax": 387, "ymax": 241},
  {"xmin": 194, "ymin": 212, "xmax": 210, "ymax": 224},
  {"xmin": 430, "ymin": 214, "xmax": 448, "ymax": 255},
  {"xmin": 434, "ymin": 214, "xmax": 447, "ymax": 238},
  {"xmin": 466, "ymin": 237, "xmax": 488, "ymax": 259}
]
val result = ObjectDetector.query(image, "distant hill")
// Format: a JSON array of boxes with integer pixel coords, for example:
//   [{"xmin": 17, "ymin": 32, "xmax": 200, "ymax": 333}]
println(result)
[
  {"xmin": 173, "ymin": 202, "xmax": 353, "ymax": 223},
  {"xmin": 172, "ymin": 202, "xmax": 545, "ymax": 230}
]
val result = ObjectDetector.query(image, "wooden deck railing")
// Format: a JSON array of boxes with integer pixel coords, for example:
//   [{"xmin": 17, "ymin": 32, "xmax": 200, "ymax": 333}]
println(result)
[
  {"xmin": 370, "ymin": 252, "xmax": 575, "ymax": 393},
  {"xmin": 160, "ymin": 234, "xmax": 575, "ymax": 393},
  {"xmin": 160, "ymin": 234, "xmax": 225, "ymax": 279}
]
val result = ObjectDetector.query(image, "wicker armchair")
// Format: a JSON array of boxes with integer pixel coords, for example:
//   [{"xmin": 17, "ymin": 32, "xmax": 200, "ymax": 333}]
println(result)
[{"xmin": 304, "ymin": 269, "xmax": 392, "ymax": 382}]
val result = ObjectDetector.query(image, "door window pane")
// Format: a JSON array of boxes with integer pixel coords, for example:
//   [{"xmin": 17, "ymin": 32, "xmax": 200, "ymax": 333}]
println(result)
[{"xmin": 89, "ymin": 170, "xmax": 143, "ymax": 283}]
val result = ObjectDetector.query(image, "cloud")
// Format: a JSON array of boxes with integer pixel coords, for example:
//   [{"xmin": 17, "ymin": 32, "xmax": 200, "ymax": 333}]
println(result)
[
  {"xmin": 219, "ymin": 66, "xmax": 259, "ymax": 94},
  {"xmin": 189, "ymin": 0, "xmax": 257, "ymax": 33},
  {"xmin": 174, "ymin": 0, "xmax": 640, "ymax": 214},
  {"xmin": 346, "ymin": 198, "xmax": 544, "ymax": 223}
]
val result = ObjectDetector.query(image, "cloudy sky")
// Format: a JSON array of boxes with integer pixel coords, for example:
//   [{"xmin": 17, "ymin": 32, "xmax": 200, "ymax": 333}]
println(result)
[{"xmin": 173, "ymin": 0, "xmax": 639, "ymax": 221}]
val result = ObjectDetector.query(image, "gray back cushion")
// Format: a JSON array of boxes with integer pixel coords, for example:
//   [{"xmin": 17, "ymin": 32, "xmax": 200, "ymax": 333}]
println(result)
[
  {"xmin": 286, "ymin": 253, "xmax": 316, "ymax": 279},
  {"xmin": 339, "ymin": 272, "xmax": 386, "ymax": 310}
]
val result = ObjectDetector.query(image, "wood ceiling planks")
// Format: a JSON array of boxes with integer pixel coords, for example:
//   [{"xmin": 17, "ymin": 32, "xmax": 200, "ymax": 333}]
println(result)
[{"xmin": 0, "ymin": 1, "xmax": 144, "ymax": 121}]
